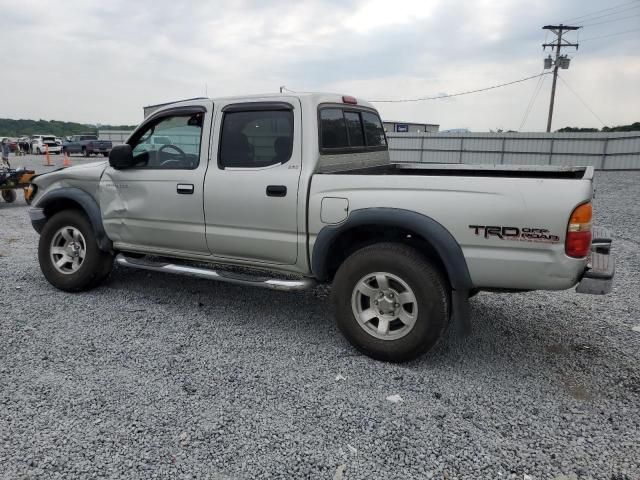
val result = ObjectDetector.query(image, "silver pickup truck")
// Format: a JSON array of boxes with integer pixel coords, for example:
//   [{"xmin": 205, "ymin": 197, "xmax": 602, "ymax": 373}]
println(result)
[{"xmin": 27, "ymin": 93, "xmax": 614, "ymax": 362}]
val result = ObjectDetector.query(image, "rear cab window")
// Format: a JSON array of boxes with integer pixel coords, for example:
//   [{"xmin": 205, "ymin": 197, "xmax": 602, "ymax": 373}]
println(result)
[
  {"xmin": 219, "ymin": 103, "xmax": 294, "ymax": 169},
  {"xmin": 318, "ymin": 106, "xmax": 387, "ymax": 154}
]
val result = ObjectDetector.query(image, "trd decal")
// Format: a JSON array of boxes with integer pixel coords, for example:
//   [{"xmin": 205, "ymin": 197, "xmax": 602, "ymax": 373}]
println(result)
[{"xmin": 469, "ymin": 225, "xmax": 560, "ymax": 243}]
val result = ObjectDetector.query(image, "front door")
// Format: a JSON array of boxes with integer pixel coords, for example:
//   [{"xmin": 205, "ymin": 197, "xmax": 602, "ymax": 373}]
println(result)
[
  {"xmin": 203, "ymin": 99, "xmax": 302, "ymax": 265},
  {"xmin": 100, "ymin": 101, "xmax": 214, "ymax": 256}
]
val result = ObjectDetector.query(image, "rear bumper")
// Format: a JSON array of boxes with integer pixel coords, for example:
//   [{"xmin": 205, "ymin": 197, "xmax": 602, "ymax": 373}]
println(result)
[{"xmin": 575, "ymin": 227, "xmax": 615, "ymax": 295}]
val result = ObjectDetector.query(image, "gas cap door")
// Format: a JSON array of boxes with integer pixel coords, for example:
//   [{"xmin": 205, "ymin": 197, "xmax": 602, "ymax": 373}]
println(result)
[{"xmin": 321, "ymin": 197, "xmax": 349, "ymax": 224}]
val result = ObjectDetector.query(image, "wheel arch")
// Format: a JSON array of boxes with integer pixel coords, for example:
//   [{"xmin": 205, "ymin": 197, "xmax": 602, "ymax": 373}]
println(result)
[
  {"xmin": 32, "ymin": 187, "xmax": 112, "ymax": 252},
  {"xmin": 311, "ymin": 208, "xmax": 473, "ymax": 291}
]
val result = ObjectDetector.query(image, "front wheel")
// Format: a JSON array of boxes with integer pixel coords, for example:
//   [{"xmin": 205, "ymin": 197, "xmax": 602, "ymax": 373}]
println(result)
[
  {"xmin": 38, "ymin": 210, "xmax": 113, "ymax": 292},
  {"xmin": 333, "ymin": 243, "xmax": 450, "ymax": 362}
]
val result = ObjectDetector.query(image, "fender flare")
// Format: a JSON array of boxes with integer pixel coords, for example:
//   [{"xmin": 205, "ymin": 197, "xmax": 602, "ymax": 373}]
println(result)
[
  {"xmin": 32, "ymin": 187, "xmax": 112, "ymax": 252},
  {"xmin": 311, "ymin": 207, "xmax": 473, "ymax": 290}
]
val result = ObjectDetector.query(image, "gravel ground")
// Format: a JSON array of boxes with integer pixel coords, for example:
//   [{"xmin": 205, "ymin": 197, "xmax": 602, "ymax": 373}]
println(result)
[{"xmin": 1, "ymin": 155, "xmax": 639, "ymax": 479}]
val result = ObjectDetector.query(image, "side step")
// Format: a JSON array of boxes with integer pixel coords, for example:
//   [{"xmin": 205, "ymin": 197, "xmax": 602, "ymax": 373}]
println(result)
[{"xmin": 115, "ymin": 254, "xmax": 316, "ymax": 292}]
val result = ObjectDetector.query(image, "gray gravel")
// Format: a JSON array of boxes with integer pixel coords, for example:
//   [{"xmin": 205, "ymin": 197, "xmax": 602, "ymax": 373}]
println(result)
[{"xmin": 1, "ymin": 154, "xmax": 639, "ymax": 479}]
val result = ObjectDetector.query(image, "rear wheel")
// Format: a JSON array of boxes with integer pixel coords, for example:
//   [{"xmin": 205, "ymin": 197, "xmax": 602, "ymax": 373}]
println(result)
[
  {"xmin": 333, "ymin": 243, "xmax": 450, "ymax": 362},
  {"xmin": 102, "ymin": 152, "xmax": 109, "ymax": 157},
  {"xmin": 38, "ymin": 210, "xmax": 113, "ymax": 292},
  {"xmin": 2, "ymin": 190, "xmax": 17, "ymax": 203}
]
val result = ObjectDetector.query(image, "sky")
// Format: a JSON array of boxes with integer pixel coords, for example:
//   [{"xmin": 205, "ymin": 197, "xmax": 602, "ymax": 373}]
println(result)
[{"xmin": 1, "ymin": 0, "xmax": 638, "ymax": 131}]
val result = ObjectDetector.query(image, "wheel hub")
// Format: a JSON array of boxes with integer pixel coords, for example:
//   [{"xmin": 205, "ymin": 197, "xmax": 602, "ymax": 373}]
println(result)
[
  {"xmin": 374, "ymin": 290, "xmax": 400, "ymax": 315},
  {"xmin": 351, "ymin": 272, "xmax": 418, "ymax": 341},
  {"xmin": 50, "ymin": 226, "xmax": 87, "ymax": 275}
]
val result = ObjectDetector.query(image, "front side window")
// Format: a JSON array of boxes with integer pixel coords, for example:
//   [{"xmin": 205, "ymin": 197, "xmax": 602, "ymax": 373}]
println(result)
[
  {"xmin": 319, "ymin": 107, "xmax": 387, "ymax": 153},
  {"xmin": 219, "ymin": 109, "xmax": 293, "ymax": 168},
  {"xmin": 129, "ymin": 112, "xmax": 203, "ymax": 169}
]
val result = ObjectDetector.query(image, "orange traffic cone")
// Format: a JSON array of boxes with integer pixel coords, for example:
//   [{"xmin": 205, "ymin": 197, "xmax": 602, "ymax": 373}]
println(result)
[
  {"xmin": 43, "ymin": 144, "xmax": 53, "ymax": 166},
  {"xmin": 63, "ymin": 151, "xmax": 72, "ymax": 167}
]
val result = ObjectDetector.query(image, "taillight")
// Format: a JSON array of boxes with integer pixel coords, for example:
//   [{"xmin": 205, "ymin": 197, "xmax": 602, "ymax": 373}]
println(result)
[
  {"xmin": 342, "ymin": 95, "xmax": 357, "ymax": 105},
  {"xmin": 565, "ymin": 202, "xmax": 592, "ymax": 258}
]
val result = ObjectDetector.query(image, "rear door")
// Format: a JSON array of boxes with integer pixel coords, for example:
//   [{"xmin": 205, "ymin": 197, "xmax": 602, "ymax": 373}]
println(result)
[
  {"xmin": 100, "ymin": 100, "xmax": 214, "ymax": 256},
  {"xmin": 203, "ymin": 98, "xmax": 302, "ymax": 265}
]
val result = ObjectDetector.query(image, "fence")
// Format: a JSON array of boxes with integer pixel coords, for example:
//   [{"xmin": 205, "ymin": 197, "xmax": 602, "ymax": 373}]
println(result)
[{"xmin": 387, "ymin": 132, "xmax": 640, "ymax": 170}]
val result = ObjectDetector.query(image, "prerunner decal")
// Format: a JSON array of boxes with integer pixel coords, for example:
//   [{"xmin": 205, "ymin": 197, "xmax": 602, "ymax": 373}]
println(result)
[{"xmin": 469, "ymin": 225, "xmax": 560, "ymax": 243}]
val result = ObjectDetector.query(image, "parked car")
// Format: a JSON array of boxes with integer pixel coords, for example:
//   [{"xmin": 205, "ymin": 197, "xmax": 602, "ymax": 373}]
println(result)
[
  {"xmin": 26, "ymin": 93, "xmax": 615, "ymax": 362},
  {"xmin": 62, "ymin": 134, "xmax": 112, "ymax": 157},
  {"xmin": 31, "ymin": 135, "xmax": 62, "ymax": 155}
]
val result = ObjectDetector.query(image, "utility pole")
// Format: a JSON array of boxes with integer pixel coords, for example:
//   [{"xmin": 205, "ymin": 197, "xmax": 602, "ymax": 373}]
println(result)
[{"xmin": 542, "ymin": 24, "xmax": 579, "ymax": 132}]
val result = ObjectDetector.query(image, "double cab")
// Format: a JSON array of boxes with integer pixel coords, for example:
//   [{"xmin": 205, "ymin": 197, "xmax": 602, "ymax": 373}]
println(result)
[{"xmin": 27, "ymin": 93, "xmax": 614, "ymax": 362}]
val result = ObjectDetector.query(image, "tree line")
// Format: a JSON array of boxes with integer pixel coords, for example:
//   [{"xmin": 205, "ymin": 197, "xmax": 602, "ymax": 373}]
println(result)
[
  {"xmin": 0, "ymin": 118, "xmax": 137, "ymax": 137},
  {"xmin": 557, "ymin": 122, "xmax": 640, "ymax": 133}
]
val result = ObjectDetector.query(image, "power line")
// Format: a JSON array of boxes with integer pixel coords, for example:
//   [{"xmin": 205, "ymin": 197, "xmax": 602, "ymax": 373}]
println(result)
[
  {"xmin": 581, "ymin": 13, "xmax": 640, "ymax": 28},
  {"xmin": 557, "ymin": 74, "xmax": 606, "ymax": 127},
  {"xmin": 519, "ymin": 72, "xmax": 547, "ymax": 131},
  {"xmin": 368, "ymin": 73, "xmax": 549, "ymax": 103},
  {"xmin": 561, "ymin": 0, "xmax": 640, "ymax": 23},
  {"xmin": 564, "ymin": 3, "xmax": 640, "ymax": 25},
  {"xmin": 580, "ymin": 27, "xmax": 640, "ymax": 42},
  {"xmin": 568, "ymin": 3, "xmax": 640, "ymax": 24}
]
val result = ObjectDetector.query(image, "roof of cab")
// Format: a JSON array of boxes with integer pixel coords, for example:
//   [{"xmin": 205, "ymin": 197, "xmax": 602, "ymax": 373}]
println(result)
[{"xmin": 147, "ymin": 93, "xmax": 377, "ymax": 112}]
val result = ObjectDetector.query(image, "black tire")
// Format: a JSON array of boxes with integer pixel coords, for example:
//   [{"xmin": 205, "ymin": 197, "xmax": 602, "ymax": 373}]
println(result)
[
  {"xmin": 102, "ymin": 152, "xmax": 109, "ymax": 157},
  {"xmin": 2, "ymin": 190, "xmax": 17, "ymax": 203},
  {"xmin": 332, "ymin": 243, "xmax": 450, "ymax": 362},
  {"xmin": 38, "ymin": 210, "xmax": 113, "ymax": 292}
]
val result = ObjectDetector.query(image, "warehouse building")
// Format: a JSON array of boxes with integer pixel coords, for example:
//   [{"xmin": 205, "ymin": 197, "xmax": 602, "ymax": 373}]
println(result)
[{"xmin": 383, "ymin": 121, "xmax": 440, "ymax": 133}]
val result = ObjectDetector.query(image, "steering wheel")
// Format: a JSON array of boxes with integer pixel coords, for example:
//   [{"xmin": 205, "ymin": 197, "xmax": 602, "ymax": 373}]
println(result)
[{"xmin": 158, "ymin": 144, "xmax": 186, "ymax": 167}]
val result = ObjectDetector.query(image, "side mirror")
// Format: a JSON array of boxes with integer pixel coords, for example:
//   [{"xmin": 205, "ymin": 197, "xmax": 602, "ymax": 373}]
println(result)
[{"xmin": 109, "ymin": 144, "xmax": 135, "ymax": 169}]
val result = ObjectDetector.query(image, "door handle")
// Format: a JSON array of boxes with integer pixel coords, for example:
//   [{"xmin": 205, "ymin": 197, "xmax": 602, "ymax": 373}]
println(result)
[
  {"xmin": 177, "ymin": 184, "xmax": 194, "ymax": 195},
  {"xmin": 266, "ymin": 185, "xmax": 287, "ymax": 197}
]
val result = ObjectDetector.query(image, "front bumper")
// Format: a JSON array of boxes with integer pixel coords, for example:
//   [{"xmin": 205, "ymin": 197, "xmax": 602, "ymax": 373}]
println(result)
[
  {"xmin": 575, "ymin": 227, "xmax": 615, "ymax": 295},
  {"xmin": 29, "ymin": 207, "xmax": 47, "ymax": 233}
]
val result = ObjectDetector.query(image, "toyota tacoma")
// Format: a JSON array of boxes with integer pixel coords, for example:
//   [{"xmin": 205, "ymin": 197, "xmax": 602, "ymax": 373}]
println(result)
[{"xmin": 26, "ymin": 93, "xmax": 615, "ymax": 362}]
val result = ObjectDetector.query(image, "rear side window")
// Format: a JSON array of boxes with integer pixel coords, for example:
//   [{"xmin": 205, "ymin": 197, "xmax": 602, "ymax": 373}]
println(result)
[
  {"xmin": 219, "ymin": 110, "xmax": 293, "ymax": 168},
  {"xmin": 319, "ymin": 107, "xmax": 387, "ymax": 153}
]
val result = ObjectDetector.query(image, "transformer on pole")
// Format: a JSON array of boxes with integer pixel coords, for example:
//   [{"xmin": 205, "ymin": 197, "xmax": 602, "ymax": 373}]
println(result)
[{"xmin": 542, "ymin": 24, "xmax": 580, "ymax": 132}]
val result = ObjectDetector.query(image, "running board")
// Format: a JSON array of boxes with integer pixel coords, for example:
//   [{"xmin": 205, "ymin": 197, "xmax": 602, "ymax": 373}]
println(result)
[{"xmin": 115, "ymin": 254, "xmax": 316, "ymax": 292}]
